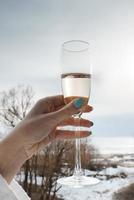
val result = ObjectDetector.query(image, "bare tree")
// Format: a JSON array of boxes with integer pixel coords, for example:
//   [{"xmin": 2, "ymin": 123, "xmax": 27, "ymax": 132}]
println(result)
[
  {"xmin": 0, "ymin": 85, "xmax": 34, "ymax": 127},
  {"xmin": 113, "ymin": 184, "xmax": 134, "ymax": 200},
  {"xmin": 0, "ymin": 85, "xmax": 35, "ymax": 194}
]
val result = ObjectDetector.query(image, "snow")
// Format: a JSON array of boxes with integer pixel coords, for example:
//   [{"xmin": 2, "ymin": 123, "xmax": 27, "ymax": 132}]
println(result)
[
  {"xmin": 119, "ymin": 166, "xmax": 134, "ymax": 175},
  {"xmin": 57, "ymin": 166, "xmax": 134, "ymax": 200},
  {"xmin": 57, "ymin": 176, "xmax": 134, "ymax": 200},
  {"xmin": 98, "ymin": 166, "xmax": 125, "ymax": 176},
  {"xmin": 15, "ymin": 165, "xmax": 134, "ymax": 200},
  {"xmin": 16, "ymin": 172, "xmax": 43, "ymax": 186}
]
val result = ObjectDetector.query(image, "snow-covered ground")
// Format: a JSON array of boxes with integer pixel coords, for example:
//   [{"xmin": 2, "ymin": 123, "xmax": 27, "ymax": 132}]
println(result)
[
  {"xmin": 16, "ymin": 165, "xmax": 134, "ymax": 200},
  {"xmin": 57, "ymin": 145, "xmax": 134, "ymax": 200},
  {"xmin": 57, "ymin": 166, "xmax": 134, "ymax": 200}
]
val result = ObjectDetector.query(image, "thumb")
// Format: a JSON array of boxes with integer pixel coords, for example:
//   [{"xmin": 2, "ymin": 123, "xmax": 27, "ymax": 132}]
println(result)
[{"xmin": 54, "ymin": 97, "xmax": 88, "ymax": 123}]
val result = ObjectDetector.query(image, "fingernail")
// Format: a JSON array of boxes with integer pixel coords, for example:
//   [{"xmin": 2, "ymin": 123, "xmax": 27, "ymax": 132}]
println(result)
[
  {"xmin": 73, "ymin": 97, "xmax": 85, "ymax": 109},
  {"xmin": 89, "ymin": 131, "xmax": 92, "ymax": 136},
  {"xmin": 90, "ymin": 121, "xmax": 94, "ymax": 126},
  {"xmin": 90, "ymin": 106, "xmax": 93, "ymax": 111}
]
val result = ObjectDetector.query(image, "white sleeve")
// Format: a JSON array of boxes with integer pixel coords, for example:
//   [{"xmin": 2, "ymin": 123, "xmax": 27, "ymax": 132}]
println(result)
[
  {"xmin": 0, "ymin": 175, "xmax": 30, "ymax": 200},
  {"xmin": 0, "ymin": 175, "xmax": 18, "ymax": 200}
]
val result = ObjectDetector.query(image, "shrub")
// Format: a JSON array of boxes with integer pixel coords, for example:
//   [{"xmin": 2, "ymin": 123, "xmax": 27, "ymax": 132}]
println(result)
[{"xmin": 113, "ymin": 184, "xmax": 134, "ymax": 200}]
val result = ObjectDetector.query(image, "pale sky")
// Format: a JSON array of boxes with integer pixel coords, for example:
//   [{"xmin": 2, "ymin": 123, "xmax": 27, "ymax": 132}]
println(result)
[{"xmin": 0, "ymin": 0, "xmax": 134, "ymax": 136}]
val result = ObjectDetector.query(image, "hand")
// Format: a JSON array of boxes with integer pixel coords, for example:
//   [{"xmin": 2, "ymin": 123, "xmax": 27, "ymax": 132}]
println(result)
[
  {"xmin": 17, "ymin": 95, "xmax": 93, "ymax": 158},
  {"xmin": 0, "ymin": 95, "xmax": 93, "ymax": 183}
]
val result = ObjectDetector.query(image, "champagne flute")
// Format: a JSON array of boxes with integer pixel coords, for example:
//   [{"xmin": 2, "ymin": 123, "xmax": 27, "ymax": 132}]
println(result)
[{"xmin": 57, "ymin": 40, "xmax": 100, "ymax": 187}]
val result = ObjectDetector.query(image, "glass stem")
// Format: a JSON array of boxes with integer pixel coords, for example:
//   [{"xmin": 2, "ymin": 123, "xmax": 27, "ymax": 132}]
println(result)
[{"xmin": 74, "ymin": 113, "xmax": 83, "ymax": 177}]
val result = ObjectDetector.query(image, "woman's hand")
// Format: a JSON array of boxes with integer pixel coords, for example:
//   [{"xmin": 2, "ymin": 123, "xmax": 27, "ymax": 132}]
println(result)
[
  {"xmin": 0, "ymin": 95, "xmax": 93, "ymax": 183},
  {"xmin": 16, "ymin": 95, "xmax": 93, "ymax": 158}
]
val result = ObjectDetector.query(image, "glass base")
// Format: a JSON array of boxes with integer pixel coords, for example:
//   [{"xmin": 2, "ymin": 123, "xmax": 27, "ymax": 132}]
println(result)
[{"xmin": 57, "ymin": 175, "xmax": 100, "ymax": 188}]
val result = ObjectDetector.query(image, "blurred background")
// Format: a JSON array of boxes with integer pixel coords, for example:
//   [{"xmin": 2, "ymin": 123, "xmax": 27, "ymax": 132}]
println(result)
[{"xmin": 0, "ymin": 1, "xmax": 134, "ymax": 199}]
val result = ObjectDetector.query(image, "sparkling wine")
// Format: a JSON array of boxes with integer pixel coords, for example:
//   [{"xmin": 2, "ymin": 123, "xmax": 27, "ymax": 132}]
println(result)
[{"xmin": 61, "ymin": 73, "xmax": 91, "ymax": 104}]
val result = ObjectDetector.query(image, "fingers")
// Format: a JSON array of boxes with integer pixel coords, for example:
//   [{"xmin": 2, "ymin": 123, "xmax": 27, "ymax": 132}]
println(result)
[
  {"xmin": 26, "ymin": 95, "xmax": 65, "ymax": 117},
  {"xmin": 55, "ymin": 130, "xmax": 92, "ymax": 140},
  {"xmin": 53, "ymin": 98, "xmax": 89, "ymax": 124},
  {"xmin": 43, "ymin": 95, "xmax": 65, "ymax": 107},
  {"xmin": 38, "ymin": 95, "xmax": 92, "ymax": 113},
  {"xmin": 57, "ymin": 104, "xmax": 93, "ymax": 113},
  {"xmin": 37, "ymin": 130, "xmax": 91, "ymax": 152},
  {"xmin": 59, "ymin": 118, "xmax": 93, "ymax": 127},
  {"xmin": 39, "ymin": 95, "xmax": 65, "ymax": 113},
  {"xmin": 27, "ymin": 94, "xmax": 93, "ymax": 119},
  {"xmin": 82, "ymin": 105, "xmax": 93, "ymax": 112}
]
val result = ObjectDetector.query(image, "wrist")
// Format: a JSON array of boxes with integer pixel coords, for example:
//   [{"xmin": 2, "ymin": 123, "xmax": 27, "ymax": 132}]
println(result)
[{"xmin": 0, "ymin": 130, "xmax": 28, "ymax": 183}]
